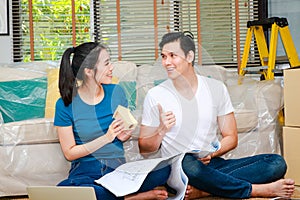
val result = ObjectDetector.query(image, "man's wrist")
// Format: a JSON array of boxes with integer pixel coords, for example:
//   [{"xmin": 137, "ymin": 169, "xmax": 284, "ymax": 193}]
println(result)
[{"xmin": 157, "ymin": 128, "xmax": 165, "ymax": 136}]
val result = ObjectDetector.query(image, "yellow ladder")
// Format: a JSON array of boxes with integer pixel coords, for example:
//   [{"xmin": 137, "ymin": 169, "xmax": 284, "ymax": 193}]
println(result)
[{"xmin": 239, "ymin": 17, "xmax": 300, "ymax": 80}]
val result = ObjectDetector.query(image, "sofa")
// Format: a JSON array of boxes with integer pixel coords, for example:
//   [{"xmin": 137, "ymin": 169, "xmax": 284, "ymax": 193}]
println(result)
[{"xmin": 0, "ymin": 60, "xmax": 283, "ymax": 197}]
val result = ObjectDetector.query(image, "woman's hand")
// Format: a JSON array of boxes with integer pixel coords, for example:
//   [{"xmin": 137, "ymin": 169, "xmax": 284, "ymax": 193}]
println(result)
[
  {"xmin": 117, "ymin": 130, "xmax": 132, "ymax": 142},
  {"xmin": 106, "ymin": 118, "xmax": 125, "ymax": 142}
]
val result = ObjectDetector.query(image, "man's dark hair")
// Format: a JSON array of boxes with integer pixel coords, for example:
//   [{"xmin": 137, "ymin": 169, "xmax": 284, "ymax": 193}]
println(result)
[{"xmin": 159, "ymin": 31, "xmax": 196, "ymax": 65}]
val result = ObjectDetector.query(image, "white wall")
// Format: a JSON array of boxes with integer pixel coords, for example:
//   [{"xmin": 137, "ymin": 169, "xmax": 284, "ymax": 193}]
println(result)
[
  {"xmin": 269, "ymin": 0, "xmax": 300, "ymax": 58},
  {"xmin": 0, "ymin": 36, "xmax": 12, "ymax": 63},
  {"xmin": 0, "ymin": 0, "xmax": 13, "ymax": 63}
]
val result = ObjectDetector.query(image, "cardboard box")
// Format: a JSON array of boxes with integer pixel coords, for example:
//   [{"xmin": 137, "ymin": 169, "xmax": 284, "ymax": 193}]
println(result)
[
  {"xmin": 113, "ymin": 105, "xmax": 138, "ymax": 130},
  {"xmin": 283, "ymin": 126, "xmax": 300, "ymax": 185},
  {"xmin": 284, "ymin": 68, "xmax": 300, "ymax": 127}
]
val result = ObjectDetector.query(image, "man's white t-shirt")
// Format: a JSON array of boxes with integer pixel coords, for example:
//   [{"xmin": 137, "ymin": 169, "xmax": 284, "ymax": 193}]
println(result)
[{"xmin": 141, "ymin": 75, "xmax": 234, "ymax": 157}]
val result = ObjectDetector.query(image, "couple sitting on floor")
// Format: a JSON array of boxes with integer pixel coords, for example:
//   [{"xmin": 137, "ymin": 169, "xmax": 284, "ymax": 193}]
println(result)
[{"xmin": 54, "ymin": 32, "xmax": 295, "ymax": 200}]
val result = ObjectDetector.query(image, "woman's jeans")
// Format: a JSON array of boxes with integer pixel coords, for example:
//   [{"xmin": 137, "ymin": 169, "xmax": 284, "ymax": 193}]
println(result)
[
  {"xmin": 182, "ymin": 153, "xmax": 287, "ymax": 198},
  {"xmin": 58, "ymin": 158, "xmax": 171, "ymax": 200}
]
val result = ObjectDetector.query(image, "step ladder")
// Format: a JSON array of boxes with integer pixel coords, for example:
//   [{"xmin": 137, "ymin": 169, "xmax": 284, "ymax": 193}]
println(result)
[{"xmin": 239, "ymin": 17, "xmax": 300, "ymax": 80}]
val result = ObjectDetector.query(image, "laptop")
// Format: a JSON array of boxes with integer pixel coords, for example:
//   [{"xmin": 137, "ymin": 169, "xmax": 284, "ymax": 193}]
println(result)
[{"xmin": 27, "ymin": 186, "xmax": 97, "ymax": 200}]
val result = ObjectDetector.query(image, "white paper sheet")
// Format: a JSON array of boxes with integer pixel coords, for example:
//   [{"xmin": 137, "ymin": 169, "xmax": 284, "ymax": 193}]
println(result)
[
  {"xmin": 95, "ymin": 155, "xmax": 180, "ymax": 197},
  {"xmin": 95, "ymin": 149, "xmax": 217, "ymax": 199},
  {"xmin": 166, "ymin": 154, "xmax": 188, "ymax": 200}
]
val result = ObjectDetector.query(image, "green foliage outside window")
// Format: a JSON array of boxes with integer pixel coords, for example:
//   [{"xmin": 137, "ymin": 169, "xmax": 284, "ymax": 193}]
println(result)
[{"xmin": 21, "ymin": 0, "xmax": 91, "ymax": 61}]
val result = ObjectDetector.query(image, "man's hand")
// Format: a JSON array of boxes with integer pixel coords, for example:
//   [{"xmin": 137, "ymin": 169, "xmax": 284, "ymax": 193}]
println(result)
[
  {"xmin": 157, "ymin": 103, "xmax": 176, "ymax": 136},
  {"xmin": 138, "ymin": 103, "xmax": 176, "ymax": 154},
  {"xmin": 198, "ymin": 154, "xmax": 212, "ymax": 165}
]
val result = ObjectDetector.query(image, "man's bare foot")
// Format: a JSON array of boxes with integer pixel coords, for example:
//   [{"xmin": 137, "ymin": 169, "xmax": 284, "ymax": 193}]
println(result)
[
  {"xmin": 184, "ymin": 185, "xmax": 210, "ymax": 200},
  {"xmin": 125, "ymin": 189, "xmax": 168, "ymax": 200},
  {"xmin": 251, "ymin": 179, "xmax": 295, "ymax": 198}
]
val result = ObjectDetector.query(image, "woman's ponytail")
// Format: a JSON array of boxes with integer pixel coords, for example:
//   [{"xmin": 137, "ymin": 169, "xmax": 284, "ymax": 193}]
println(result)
[{"xmin": 59, "ymin": 47, "xmax": 76, "ymax": 106}]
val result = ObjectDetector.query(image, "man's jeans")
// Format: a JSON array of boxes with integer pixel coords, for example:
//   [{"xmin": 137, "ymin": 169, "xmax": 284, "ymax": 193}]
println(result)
[{"xmin": 182, "ymin": 153, "xmax": 287, "ymax": 198}]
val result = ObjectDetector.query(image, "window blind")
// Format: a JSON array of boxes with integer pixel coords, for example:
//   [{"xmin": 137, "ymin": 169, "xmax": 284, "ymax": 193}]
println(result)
[
  {"xmin": 179, "ymin": 0, "xmax": 259, "ymax": 67},
  {"xmin": 12, "ymin": 0, "xmax": 22, "ymax": 62},
  {"xmin": 12, "ymin": 0, "xmax": 260, "ymax": 66},
  {"xmin": 13, "ymin": 0, "xmax": 91, "ymax": 62},
  {"xmin": 235, "ymin": 0, "xmax": 260, "ymax": 67},
  {"xmin": 93, "ymin": 0, "xmax": 259, "ymax": 67},
  {"xmin": 92, "ymin": 0, "xmax": 173, "ymax": 65}
]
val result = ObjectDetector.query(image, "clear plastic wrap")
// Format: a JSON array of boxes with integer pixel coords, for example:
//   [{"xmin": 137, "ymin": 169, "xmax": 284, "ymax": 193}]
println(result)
[
  {"xmin": 194, "ymin": 65, "xmax": 283, "ymax": 158},
  {"xmin": 0, "ymin": 118, "xmax": 70, "ymax": 197},
  {"xmin": 0, "ymin": 62, "xmax": 70, "ymax": 197},
  {"xmin": 0, "ymin": 61, "xmax": 284, "ymax": 197},
  {"xmin": 133, "ymin": 63, "xmax": 283, "ymax": 160},
  {"xmin": 0, "ymin": 61, "xmax": 58, "ymax": 123},
  {"xmin": 223, "ymin": 72, "xmax": 283, "ymax": 158}
]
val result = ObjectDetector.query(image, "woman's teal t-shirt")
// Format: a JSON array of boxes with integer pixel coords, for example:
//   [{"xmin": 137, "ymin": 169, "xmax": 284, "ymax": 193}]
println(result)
[{"xmin": 54, "ymin": 84, "xmax": 128, "ymax": 162}]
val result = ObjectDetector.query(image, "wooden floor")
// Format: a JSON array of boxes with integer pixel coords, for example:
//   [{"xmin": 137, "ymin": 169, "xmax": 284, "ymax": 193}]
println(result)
[
  {"xmin": 202, "ymin": 186, "xmax": 300, "ymax": 200},
  {"xmin": 1, "ymin": 186, "xmax": 299, "ymax": 200}
]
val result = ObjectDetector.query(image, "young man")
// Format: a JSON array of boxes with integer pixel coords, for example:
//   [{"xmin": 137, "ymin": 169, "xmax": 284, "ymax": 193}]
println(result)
[{"xmin": 138, "ymin": 32, "xmax": 295, "ymax": 199}]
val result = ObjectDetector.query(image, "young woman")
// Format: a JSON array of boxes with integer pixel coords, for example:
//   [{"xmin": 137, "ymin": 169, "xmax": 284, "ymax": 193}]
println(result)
[{"xmin": 54, "ymin": 42, "xmax": 170, "ymax": 200}]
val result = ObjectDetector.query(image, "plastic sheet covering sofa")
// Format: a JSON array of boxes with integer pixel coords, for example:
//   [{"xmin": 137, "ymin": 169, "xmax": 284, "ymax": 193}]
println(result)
[{"xmin": 0, "ymin": 61, "xmax": 283, "ymax": 197}]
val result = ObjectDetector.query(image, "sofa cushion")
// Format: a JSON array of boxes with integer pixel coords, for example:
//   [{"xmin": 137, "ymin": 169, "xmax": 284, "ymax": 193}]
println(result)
[
  {"xmin": 0, "ymin": 118, "xmax": 58, "ymax": 146},
  {"xmin": 195, "ymin": 64, "xmax": 227, "ymax": 83},
  {"xmin": 234, "ymin": 109, "xmax": 258, "ymax": 133},
  {"xmin": 112, "ymin": 61, "xmax": 137, "ymax": 81},
  {"xmin": 119, "ymin": 81, "xmax": 137, "ymax": 111},
  {"xmin": 0, "ymin": 65, "xmax": 45, "ymax": 82},
  {"xmin": 0, "ymin": 143, "xmax": 70, "ymax": 196},
  {"xmin": 0, "ymin": 77, "xmax": 47, "ymax": 123},
  {"xmin": 45, "ymin": 68, "xmax": 60, "ymax": 118},
  {"xmin": 136, "ymin": 64, "xmax": 168, "ymax": 110},
  {"xmin": 112, "ymin": 61, "xmax": 138, "ymax": 110}
]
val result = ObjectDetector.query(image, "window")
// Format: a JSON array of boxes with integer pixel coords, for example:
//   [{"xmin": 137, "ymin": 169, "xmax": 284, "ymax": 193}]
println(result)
[
  {"xmin": 93, "ymin": 0, "xmax": 259, "ymax": 66},
  {"xmin": 92, "ymin": 0, "xmax": 174, "ymax": 65},
  {"xmin": 12, "ymin": 0, "xmax": 260, "ymax": 66},
  {"xmin": 12, "ymin": 0, "xmax": 91, "ymax": 62}
]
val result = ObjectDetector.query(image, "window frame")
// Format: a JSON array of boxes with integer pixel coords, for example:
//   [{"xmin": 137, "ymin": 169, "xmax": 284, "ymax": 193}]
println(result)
[
  {"xmin": 92, "ymin": 0, "xmax": 261, "ymax": 67},
  {"xmin": 12, "ymin": 0, "xmax": 264, "ymax": 68}
]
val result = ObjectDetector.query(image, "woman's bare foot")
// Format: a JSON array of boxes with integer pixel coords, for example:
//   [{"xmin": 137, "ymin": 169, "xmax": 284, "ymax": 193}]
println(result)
[
  {"xmin": 125, "ymin": 189, "xmax": 168, "ymax": 200},
  {"xmin": 184, "ymin": 185, "xmax": 210, "ymax": 200},
  {"xmin": 251, "ymin": 179, "xmax": 295, "ymax": 198}
]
